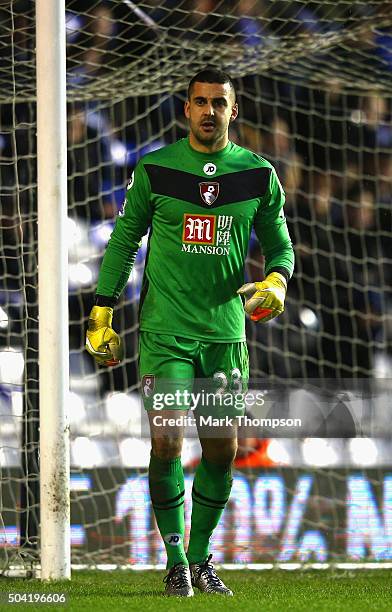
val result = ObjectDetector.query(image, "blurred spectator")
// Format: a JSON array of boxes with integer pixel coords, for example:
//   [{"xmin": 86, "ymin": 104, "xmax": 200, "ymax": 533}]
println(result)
[
  {"xmin": 234, "ymin": 116, "xmax": 302, "ymax": 210},
  {"xmin": 0, "ymin": 195, "xmax": 21, "ymax": 293},
  {"xmin": 180, "ymin": 0, "xmax": 232, "ymax": 43},
  {"xmin": 378, "ymin": 153, "xmax": 392, "ymax": 206},
  {"xmin": 294, "ymin": 172, "xmax": 343, "ymax": 314},
  {"xmin": 292, "ymin": 174, "xmax": 385, "ymax": 377},
  {"xmin": 265, "ymin": 0, "xmax": 322, "ymax": 37},
  {"xmin": 348, "ymin": 93, "xmax": 392, "ymax": 182},
  {"xmin": 67, "ymin": 3, "xmax": 118, "ymax": 89},
  {"xmin": 374, "ymin": 26, "xmax": 392, "ymax": 71},
  {"xmin": 233, "ymin": 0, "xmax": 267, "ymax": 47},
  {"xmin": 334, "ymin": 186, "xmax": 384, "ymax": 376},
  {"xmin": 378, "ymin": 156, "xmax": 392, "ymax": 278},
  {"xmin": 294, "ymin": 79, "xmax": 348, "ymax": 173},
  {"xmin": 67, "ymin": 104, "xmax": 112, "ymax": 221},
  {"xmin": 261, "ymin": 116, "xmax": 303, "ymax": 213}
]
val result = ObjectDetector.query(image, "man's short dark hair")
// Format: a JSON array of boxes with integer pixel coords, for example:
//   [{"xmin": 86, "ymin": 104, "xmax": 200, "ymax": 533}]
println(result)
[{"xmin": 187, "ymin": 68, "xmax": 236, "ymax": 102}]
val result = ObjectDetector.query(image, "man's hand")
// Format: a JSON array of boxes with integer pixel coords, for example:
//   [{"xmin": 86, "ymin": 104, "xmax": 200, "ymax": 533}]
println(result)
[
  {"xmin": 237, "ymin": 272, "xmax": 287, "ymax": 323},
  {"xmin": 85, "ymin": 306, "xmax": 123, "ymax": 365}
]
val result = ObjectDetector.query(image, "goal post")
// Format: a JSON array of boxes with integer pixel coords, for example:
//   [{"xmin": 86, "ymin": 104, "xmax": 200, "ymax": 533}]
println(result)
[{"xmin": 36, "ymin": 0, "xmax": 70, "ymax": 580}]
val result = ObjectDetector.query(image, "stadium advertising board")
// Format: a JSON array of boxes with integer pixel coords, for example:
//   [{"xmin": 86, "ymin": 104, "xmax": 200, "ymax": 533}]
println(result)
[{"xmin": 2, "ymin": 469, "xmax": 392, "ymax": 564}]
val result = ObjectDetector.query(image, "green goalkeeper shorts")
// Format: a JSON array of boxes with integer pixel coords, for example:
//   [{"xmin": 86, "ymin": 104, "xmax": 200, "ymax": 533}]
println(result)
[{"xmin": 138, "ymin": 331, "xmax": 249, "ymax": 415}]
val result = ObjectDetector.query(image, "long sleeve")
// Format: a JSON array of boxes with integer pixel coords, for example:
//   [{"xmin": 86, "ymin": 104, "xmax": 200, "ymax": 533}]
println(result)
[
  {"xmin": 253, "ymin": 167, "xmax": 295, "ymax": 278},
  {"xmin": 96, "ymin": 161, "xmax": 152, "ymax": 300}
]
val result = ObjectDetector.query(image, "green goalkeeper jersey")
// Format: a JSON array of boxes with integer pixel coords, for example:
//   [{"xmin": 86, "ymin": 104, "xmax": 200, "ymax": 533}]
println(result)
[{"xmin": 96, "ymin": 137, "xmax": 294, "ymax": 342}]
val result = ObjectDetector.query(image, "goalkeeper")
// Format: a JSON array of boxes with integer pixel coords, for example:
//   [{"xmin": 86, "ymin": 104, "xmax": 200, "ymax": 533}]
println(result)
[{"xmin": 86, "ymin": 68, "xmax": 294, "ymax": 596}]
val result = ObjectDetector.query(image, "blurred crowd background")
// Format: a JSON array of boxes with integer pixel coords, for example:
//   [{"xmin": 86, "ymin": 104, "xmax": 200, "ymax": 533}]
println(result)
[{"xmin": 0, "ymin": 1, "xmax": 392, "ymax": 468}]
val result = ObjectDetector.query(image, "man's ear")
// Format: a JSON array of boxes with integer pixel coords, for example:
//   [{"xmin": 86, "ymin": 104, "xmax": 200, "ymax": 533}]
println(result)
[
  {"xmin": 230, "ymin": 102, "xmax": 239, "ymax": 122},
  {"xmin": 184, "ymin": 100, "xmax": 190, "ymax": 119}
]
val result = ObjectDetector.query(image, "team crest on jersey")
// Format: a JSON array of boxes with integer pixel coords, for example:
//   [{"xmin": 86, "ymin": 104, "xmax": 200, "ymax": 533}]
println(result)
[
  {"xmin": 142, "ymin": 374, "xmax": 155, "ymax": 398},
  {"xmin": 199, "ymin": 182, "xmax": 219, "ymax": 206}
]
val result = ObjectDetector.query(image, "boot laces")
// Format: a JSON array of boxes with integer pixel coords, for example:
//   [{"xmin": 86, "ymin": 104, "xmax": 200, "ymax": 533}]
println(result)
[
  {"xmin": 196, "ymin": 554, "xmax": 222, "ymax": 586},
  {"xmin": 163, "ymin": 563, "xmax": 189, "ymax": 588}
]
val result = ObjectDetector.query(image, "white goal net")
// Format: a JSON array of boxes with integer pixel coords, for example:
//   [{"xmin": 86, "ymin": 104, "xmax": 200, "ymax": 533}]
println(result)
[{"xmin": 1, "ymin": 0, "xmax": 392, "ymax": 572}]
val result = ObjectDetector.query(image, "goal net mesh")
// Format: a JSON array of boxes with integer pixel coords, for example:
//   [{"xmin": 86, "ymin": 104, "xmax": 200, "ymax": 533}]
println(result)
[{"xmin": 1, "ymin": 0, "xmax": 392, "ymax": 571}]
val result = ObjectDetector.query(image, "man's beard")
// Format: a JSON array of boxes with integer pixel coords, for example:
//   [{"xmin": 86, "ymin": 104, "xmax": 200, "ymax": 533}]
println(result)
[{"xmin": 191, "ymin": 121, "xmax": 225, "ymax": 146}]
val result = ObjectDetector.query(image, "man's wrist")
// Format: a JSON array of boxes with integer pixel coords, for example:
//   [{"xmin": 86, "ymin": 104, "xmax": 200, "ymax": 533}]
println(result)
[
  {"xmin": 266, "ymin": 267, "xmax": 290, "ymax": 284},
  {"xmin": 95, "ymin": 294, "xmax": 117, "ymax": 308}
]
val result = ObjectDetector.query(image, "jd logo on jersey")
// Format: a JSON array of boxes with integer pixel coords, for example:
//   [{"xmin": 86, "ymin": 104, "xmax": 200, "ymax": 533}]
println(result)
[
  {"xmin": 199, "ymin": 182, "xmax": 219, "ymax": 206},
  {"xmin": 203, "ymin": 162, "xmax": 216, "ymax": 176}
]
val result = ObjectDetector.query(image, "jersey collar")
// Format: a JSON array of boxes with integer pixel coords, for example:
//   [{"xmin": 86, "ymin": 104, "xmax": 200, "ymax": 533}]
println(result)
[{"xmin": 184, "ymin": 136, "xmax": 233, "ymax": 160}]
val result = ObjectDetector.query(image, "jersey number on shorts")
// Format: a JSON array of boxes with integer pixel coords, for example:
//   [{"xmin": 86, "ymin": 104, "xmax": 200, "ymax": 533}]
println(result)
[{"xmin": 213, "ymin": 368, "xmax": 242, "ymax": 394}]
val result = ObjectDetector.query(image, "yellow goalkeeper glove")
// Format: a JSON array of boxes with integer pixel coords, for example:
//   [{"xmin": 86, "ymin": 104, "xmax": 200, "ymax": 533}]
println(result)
[
  {"xmin": 237, "ymin": 272, "xmax": 287, "ymax": 323},
  {"xmin": 85, "ymin": 306, "xmax": 123, "ymax": 365}
]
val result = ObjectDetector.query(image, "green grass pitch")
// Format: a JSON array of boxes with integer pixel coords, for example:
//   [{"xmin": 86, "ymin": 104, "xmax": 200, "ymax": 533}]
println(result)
[{"xmin": 0, "ymin": 569, "xmax": 392, "ymax": 611}]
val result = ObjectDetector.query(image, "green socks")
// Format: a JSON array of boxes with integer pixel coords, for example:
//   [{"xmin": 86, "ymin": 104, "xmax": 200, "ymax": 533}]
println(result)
[
  {"xmin": 187, "ymin": 456, "xmax": 233, "ymax": 564},
  {"xmin": 149, "ymin": 453, "xmax": 233, "ymax": 567},
  {"xmin": 148, "ymin": 452, "xmax": 188, "ymax": 568}
]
